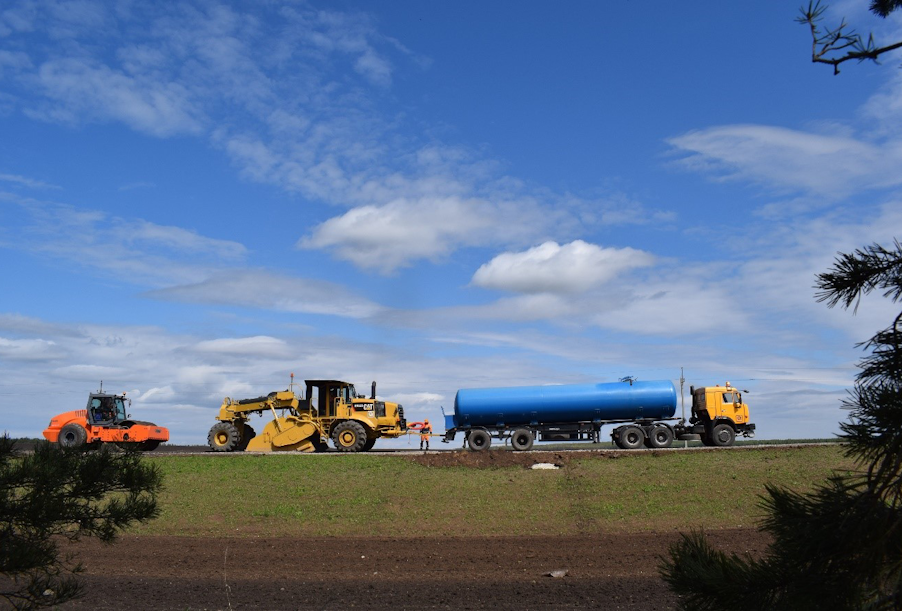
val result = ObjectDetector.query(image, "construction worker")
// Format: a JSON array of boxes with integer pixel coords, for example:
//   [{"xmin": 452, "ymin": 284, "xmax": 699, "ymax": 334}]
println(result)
[{"xmin": 420, "ymin": 419, "xmax": 432, "ymax": 451}]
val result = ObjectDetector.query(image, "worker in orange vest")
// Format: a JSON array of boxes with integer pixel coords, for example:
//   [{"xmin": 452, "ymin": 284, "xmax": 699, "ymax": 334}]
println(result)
[{"xmin": 420, "ymin": 419, "xmax": 432, "ymax": 451}]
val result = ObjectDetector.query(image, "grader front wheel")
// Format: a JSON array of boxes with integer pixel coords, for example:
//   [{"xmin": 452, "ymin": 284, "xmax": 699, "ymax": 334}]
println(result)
[
  {"xmin": 332, "ymin": 421, "xmax": 367, "ymax": 452},
  {"xmin": 208, "ymin": 422, "xmax": 241, "ymax": 452}
]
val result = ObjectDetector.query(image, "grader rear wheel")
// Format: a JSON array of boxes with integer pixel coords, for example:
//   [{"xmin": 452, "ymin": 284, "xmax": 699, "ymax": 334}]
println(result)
[
  {"xmin": 208, "ymin": 422, "xmax": 241, "ymax": 452},
  {"xmin": 332, "ymin": 421, "xmax": 367, "ymax": 452}
]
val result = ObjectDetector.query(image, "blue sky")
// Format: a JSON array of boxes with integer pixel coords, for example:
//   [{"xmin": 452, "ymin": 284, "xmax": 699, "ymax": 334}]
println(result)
[{"xmin": 2, "ymin": 0, "xmax": 901, "ymax": 446}]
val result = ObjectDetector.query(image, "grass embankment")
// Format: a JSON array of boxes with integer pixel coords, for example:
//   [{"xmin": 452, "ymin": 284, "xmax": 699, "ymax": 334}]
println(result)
[{"xmin": 137, "ymin": 445, "xmax": 855, "ymax": 538}]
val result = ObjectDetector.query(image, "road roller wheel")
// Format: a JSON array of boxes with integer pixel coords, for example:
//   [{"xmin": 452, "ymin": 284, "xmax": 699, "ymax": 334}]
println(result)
[{"xmin": 58, "ymin": 423, "xmax": 87, "ymax": 449}]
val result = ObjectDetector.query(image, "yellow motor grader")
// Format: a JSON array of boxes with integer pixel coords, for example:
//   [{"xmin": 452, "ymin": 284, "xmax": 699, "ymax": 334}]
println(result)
[{"xmin": 207, "ymin": 378, "xmax": 407, "ymax": 452}]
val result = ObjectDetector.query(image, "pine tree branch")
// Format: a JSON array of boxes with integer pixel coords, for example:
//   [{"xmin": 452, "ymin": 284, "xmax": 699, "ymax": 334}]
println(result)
[{"xmin": 799, "ymin": 1, "xmax": 902, "ymax": 74}]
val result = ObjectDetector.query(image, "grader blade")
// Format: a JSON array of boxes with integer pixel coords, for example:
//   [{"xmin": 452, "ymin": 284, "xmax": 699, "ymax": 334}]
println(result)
[{"xmin": 245, "ymin": 418, "xmax": 318, "ymax": 452}]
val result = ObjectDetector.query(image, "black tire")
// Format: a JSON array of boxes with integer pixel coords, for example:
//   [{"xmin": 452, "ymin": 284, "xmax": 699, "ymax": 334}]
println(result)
[
  {"xmin": 332, "ymin": 421, "xmax": 367, "ymax": 452},
  {"xmin": 238, "ymin": 425, "xmax": 256, "ymax": 451},
  {"xmin": 467, "ymin": 429, "xmax": 491, "ymax": 452},
  {"xmin": 647, "ymin": 425, "xmax": 674, "ymax": 449},
  {"xmin": 312, "ymin": 437, "xmax": 330, "ymax": 452},
  {"xmin": 208, "ymin": 422, "xmax": 241, "ymax": 452},
  {"xmin": 58, "ymin": 423, "xmax": 87, "ymax": 448},
  {"xmin": 510, "ymin": 428, "xmax": 534, "ymax": 451},
  {"xmin": 140, "ymin": 440, "xmax": 160, "ymax": 451},
  {"xmin": 617, "ymin": 425, "xmax": 645, "ymax": 450},
  {"xmin": 711, "ymin": 423, "xmax": 735, "ymax": 447},
  {"xmin": 362, "ymin": 437, "xmax": 377, "ymax": 451}
]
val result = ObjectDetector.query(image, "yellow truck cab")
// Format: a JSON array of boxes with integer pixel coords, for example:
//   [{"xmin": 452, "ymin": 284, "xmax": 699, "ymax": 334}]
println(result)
[{"xmin": 688, "ymin": 382, "xmax": 755, "ymax": 446}]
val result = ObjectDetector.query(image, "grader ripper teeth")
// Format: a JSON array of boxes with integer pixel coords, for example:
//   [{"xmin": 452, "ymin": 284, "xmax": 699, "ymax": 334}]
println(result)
[{"xmin": 207, "ymin": 378, "xmax": 406, "ymax": 453}]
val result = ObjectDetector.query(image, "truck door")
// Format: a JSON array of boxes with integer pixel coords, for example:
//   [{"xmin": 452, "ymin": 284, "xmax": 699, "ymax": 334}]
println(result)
[{"xmin": 720, "ymin": 390, "xmax": 743, "ymax": 424}]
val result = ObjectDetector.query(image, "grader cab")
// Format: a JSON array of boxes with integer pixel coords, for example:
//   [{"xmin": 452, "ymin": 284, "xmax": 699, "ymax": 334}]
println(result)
[{"xmin": 207, "ymin": 378, "xmax": 406, "ymax": 452}]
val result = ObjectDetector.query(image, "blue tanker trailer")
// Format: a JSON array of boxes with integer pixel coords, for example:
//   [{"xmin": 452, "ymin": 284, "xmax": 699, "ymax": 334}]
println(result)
[{"xmin": 442, "ymin": 378, "xmax": 755, "ymax": 451}]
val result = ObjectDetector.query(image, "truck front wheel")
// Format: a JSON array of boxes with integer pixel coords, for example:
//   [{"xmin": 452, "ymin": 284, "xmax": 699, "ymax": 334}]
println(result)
[
  {"xmin": 332, "ymin": 421, "xmax": 367, "ymax": 452},
  {"xmin": 467, "ymin": 429, "xmax": 491, "ymax": 452},
  {"xmin": 710, "ymin": 424, "xmax": 735, "ymax": 447},
  {"xmin": 58, "ymin": 423, "xmax": 87, "ymax": 449}
]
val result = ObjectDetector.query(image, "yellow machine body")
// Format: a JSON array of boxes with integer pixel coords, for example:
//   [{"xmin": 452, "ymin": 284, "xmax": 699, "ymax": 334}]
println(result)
[{"xmin": 207, "ymin": 379, "xmax": 407, "ymax": 452}]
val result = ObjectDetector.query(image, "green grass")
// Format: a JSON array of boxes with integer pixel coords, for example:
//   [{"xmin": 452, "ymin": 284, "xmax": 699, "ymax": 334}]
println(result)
[{"xmin": 135, "ymin": 445, "xmax": 857, "ymax": 538}]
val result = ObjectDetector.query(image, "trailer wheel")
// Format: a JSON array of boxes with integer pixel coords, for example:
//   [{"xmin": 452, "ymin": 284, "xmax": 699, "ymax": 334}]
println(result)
[
  {"xmin": 711, "ymin": 423, "xmax": 735, "ymax": 447},
  {"xmin": 646, "ymin": 425, "xmax": 674, "ymax": 449},
  {"xmin": 467, "ymin": 429, "xmax": 491, "ymax": 452},
  {"xmin": 208, "ymin": 422, "xmax": 241, "ymax": 452},
  {"xmin": 510, "ymin": 428, "xmax": 534, "ymax": 451},
  {"xmin": 332, "ymin": 421, "xmax": 367, "ymax": 452},
  {"xmin": 58, "ymin": 423, "xmax": 87, "ymax": 449},
  {"xmin": 618, "ymin": 425, "xmax": 645, "ymax": 450}
]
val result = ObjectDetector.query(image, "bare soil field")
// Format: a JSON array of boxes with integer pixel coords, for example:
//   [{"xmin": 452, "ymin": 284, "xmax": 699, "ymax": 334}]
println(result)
[
  {"xmin": 59, "ymin": 529, "xmax": 769, "ymax": 610},
  {"xmin": 20, "ymin": 443, "xmax": 806, "ymax": 610}
]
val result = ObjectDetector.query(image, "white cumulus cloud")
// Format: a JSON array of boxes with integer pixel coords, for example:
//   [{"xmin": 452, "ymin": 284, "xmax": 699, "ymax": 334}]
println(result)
[
  {"xmin": 301, "ymin": 197, "xmax": 501, "ymax": 273},
  {"xmin": 472, "ymin": 240, "xmax": 656, "ymax": 294}
]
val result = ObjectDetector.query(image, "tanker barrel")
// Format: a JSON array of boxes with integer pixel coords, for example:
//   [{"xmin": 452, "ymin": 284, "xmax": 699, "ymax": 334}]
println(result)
[{"xmin": 451, "ymin": 380, "xmax": 678, "ymax": 429}]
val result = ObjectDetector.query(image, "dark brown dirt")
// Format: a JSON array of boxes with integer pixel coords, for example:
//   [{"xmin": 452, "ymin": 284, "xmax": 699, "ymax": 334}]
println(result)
[{"xmin": 57, "ymin": 529, "xmax": 769, "ymax": 610}]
